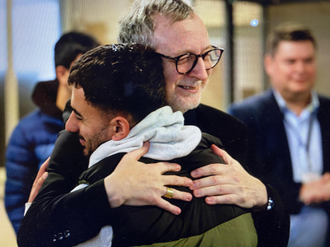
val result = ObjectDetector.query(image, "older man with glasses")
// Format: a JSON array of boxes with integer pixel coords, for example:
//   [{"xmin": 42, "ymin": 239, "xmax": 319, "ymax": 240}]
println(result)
[{"xmin": 18, "ymin": 1, "xmax": 289, "ymax": 246}]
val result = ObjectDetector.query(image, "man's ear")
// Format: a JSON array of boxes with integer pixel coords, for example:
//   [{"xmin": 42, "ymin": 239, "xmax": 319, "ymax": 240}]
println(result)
[
  {"xmin": 55, "ymin": 65, "xmax": 70, "ymax": 86},
  {"xmin": 110, "ymin": 116, "xmax": 130, "ymax": 141},
  {"xmin": 264, "ymin": 54, "xmax": 274, "ymax": 77}
]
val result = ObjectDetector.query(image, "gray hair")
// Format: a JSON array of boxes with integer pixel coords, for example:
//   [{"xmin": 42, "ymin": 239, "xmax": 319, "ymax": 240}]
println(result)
[{"xmin": 118, "ymin": 0, "xmax": 194, "ymax": 48}]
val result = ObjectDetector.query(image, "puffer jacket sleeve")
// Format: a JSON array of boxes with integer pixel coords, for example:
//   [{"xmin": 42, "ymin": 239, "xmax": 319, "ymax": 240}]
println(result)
[
  {"xmin": 5, "ymin": 110, "xmax": 62, "ymax": 234},
  {"xmin": 5, "ymin": 121, "xmax": 39, "ymax": 233}
]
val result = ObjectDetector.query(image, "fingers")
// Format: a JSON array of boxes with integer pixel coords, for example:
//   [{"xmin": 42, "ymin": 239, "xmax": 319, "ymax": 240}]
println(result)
[
  {"xmin": 192, "ymin": 182, "xmax": 234, "ymax": 198},
  {"xmin": 190, "ymin": 174, "xmax": 230, "ymax": 190},
  {"xmin": 106, "ymin": 157, "xmax": 192, "ymax": 212},
  {"xmin": 28, "ymin": 171, "xmax": 48, "ymax": 203},
  {"xmin": 127, "ymin": 142, "xmax": 150, "ymax": 161},
  {"xmin": 204, "ymin": 194, "xmax": 241, "ymax": 205},
  {"xmin": 36, "ymin": 157, "xmax": 49, "ymax": 179},
  {"xmin": 191, "ymin": 163, "xmax": 228, "ymax": 179},
  {"xmin": 191, "ymin": 148, "xmax": 239, "ymax": 179},
  {"xmin": 190, "ymin": 158, "xmax": 267, "ymax": 209},
  {"xmin": 210, "ymin": 145, "xmax": 229, "ymax": 163},
  {"xmin": 159, "ymin": 162, "xmax": 182, "ymax": 174},
  {"xmin": 157, "ymin": 187, "xmax": 193, "ymax": 215},
  {"xmin": 193, "ymin": 183, "xmax": 257, "ymax": 209},
  {"xmin": 163, "ymin": 186, "xmax": 192, "ymax": 202},
  {"xmin": 321, "ymin": 172, "xmax": 330, "ymax": 182},
  {"xmin": 28, "ymin": 157, "xmax": 50, "ymax": 203},
  {"xmin": 31, "ymin": 157, "xmax": 49, "ymax": 188},
  {"xmin": 163, "ymin": 174, "xmax": 193, "ymax": 188},
  {"xmin": 156, "ymin": 199, "xmax": 182, "ymax": 215},
  {"xmin": 39, "ymin": 157, "xmax": 50, "ymax": 172}
]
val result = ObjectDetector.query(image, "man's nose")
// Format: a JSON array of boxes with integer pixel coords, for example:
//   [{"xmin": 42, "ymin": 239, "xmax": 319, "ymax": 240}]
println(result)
[
  {"xmin": 65, "ymin": 112, "xmax": 79, "ymax": 133},
  {"xmin": 188, "ymin": 57, "xmax": 209, "ymax": 80},
  {"xmin": 295, "ymin": 61, "xmax": 306, "ymax": 73}
]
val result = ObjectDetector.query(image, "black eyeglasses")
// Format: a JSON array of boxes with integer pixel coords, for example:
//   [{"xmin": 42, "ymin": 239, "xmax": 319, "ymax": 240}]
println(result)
[{"xmin": 157, "ymin": 45, "xmax": 224, "ymax": 75}]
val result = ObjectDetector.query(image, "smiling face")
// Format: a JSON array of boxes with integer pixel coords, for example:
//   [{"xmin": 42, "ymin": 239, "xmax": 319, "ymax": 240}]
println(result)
[
  {"xmin": 152, "ymin": 13, "xmax": 213, "ymax": 113},
  {"xmin": 265, "ymin": 40, "xmax": 316, "ymax": 102},
  {"xmin": 65, "ymin": 87, "xmax": 115, "ymax": 156}
]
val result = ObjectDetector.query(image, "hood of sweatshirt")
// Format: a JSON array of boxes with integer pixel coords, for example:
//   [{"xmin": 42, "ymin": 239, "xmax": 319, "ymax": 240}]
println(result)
[{"xmin": 31, "ymin": 78, "xmax": 63, "ymax": 120}]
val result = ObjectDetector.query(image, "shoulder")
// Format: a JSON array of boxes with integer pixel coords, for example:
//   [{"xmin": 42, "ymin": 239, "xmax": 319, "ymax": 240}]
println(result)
[
  {"xmin": 317, "ymin": 94, "xmax": 330, "ymax": 122},
  {"xmin": 9, "ymin": 109, "xmax": 42, "ymax": 139},
  {"xmin": 16, "ymin": 108, "xmax": 62, "ymax": 129},
  {"xmin": 195, "ymin": 104, "xmax": 244, "ymax": 126},
  {"xmin": 200, "ymin": 132, "xmax": 224, "ymax": 149},
  {"xmin": 318, "ymin": 94, "xmax": 330, "ymax": 107},
  {"xmin": 191, "ymin": 104, "xmax": 246, "ymax": 142},
  {"xmin": 229, "ymin": 90, "xmax": 273, "ymax": 113},
  {"xmin": 193, "ymin": 104, "xmax": 246, "ymax": 142},
  {"xmin": 9, "ymin": 108, "xmax": 63, "ymax": 146}
]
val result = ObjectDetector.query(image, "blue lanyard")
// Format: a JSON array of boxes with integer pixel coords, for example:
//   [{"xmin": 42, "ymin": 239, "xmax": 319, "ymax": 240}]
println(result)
[
  {"xmin": 285, "ymin": 110, "xmax": 315, "ymax": 171},
  {"xmin": 306, "ymin": 113, "xmax": 314, "ymax": 153},
  {"xmin": 306, "ymin": 113, "xmax": 314, "ymax": 171}
]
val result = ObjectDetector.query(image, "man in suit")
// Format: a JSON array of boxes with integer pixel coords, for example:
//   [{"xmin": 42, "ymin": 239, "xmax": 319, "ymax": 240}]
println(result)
[
  {"xmin": 229, "ymin": 23, "xmax": 330, "ymax": 247},
  {"xmin": 18, "ymin": 1, "xmax": 289, "ymax": 246}
]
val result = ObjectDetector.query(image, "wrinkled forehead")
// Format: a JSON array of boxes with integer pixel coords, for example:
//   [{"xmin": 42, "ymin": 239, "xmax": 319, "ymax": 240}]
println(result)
[{"xmin": 152, "ymin": 13, "xmax": 211, "ymax": 56}]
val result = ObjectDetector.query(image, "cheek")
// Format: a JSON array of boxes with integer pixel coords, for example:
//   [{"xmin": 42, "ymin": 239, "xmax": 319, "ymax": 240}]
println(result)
[
  {"xmin": 206, "ymin": 68, "xmax": 213, "ymax": 77},
  {"xmin": 163, "ymin": 61, "xmax": 181, "ymax": 87},
  {"xmin": 165, "ymin": 82, "xmax": 175, "ymax": 99},
  {"xmin": 80, "ymin": 125, "xmax": 94, "ymax": 138},
  {"xmin": 308, "ymin": 67, "xmax": 317, "ymax": 77},
  {"xmin": 164, "ymin": 71, "xmax": 176, "ymax": 87},
  {"xmin": 275, "ymin": 65, "xmax": 291, "ymax": 80},
  {"xmin": 164, "ymin": 71, "xmax": 181, "ymax": 95}
]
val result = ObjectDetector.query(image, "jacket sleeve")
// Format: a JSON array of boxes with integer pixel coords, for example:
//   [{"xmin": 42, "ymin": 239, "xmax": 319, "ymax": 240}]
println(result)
[
  {"xmin": 5, "ymin": 124, "xmax": 39, "ymax": 234},
  {"xmin": 251, "ymin": 184, "xmax": 290, "ymax": 247},
  {"xmin": 17, "ymin": 130, "xmax": 114, "ymax": 247}
]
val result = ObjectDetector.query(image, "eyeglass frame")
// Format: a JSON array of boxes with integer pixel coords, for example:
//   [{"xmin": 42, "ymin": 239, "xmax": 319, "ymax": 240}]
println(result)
[{"xmin": 156, "ymin": 45, "xmax": 224, "ymax": 75}]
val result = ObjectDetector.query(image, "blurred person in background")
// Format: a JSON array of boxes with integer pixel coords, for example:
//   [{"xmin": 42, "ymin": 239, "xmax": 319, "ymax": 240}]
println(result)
[
  {"xmin": 5, "ymin": 31, "xmax": 99, "ymax": 234},
  {"xmin": 229, "ymin": 23, "xmax": 330, "ymax": 247}
]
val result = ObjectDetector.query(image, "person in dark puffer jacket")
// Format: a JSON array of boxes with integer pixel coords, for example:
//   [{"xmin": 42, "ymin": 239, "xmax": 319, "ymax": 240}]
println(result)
[{"xmin": 5, "ymin": 31, "xmax": 99, "ymax": 233}]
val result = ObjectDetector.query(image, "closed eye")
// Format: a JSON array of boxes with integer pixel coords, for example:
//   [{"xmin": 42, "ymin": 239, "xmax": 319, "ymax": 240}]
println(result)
[
  {"xmin": 75, "ymin": 114, "xmax": 83, "ymax": 121},
  {"xmin": 72, "ymin": 107, "xmax": 83, "ymax": 121}
]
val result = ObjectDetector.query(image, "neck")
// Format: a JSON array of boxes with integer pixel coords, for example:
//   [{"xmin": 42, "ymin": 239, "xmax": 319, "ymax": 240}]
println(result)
[
  {"xmin": 56, "ymin": 84, "xmax": 71, "ymax": 111},
  {"xmin": 282, "ymin": 91, "xmax": 312, "ymax": 116}
]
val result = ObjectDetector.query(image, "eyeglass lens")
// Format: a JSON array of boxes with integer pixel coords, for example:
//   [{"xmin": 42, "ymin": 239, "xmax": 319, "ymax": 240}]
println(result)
[{"xmin": 177, "ymin": 49, "xmax": 222, "ymax": 74}]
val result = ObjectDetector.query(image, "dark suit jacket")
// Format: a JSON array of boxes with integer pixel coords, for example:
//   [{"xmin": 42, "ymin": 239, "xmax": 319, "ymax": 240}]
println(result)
[
  {"xmin": 17, "ymin": 103, "xmax": 289, "ymax": 247},
  {"xmin": 229, "ymin": 89, "xmax": 330, "ymax": 214}
]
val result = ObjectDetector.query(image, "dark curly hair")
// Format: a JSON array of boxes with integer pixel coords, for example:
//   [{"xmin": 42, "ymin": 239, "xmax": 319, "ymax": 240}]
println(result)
[{"xmin": 68, "ymin": 43, "xmax": 166, "ymax": 124}]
